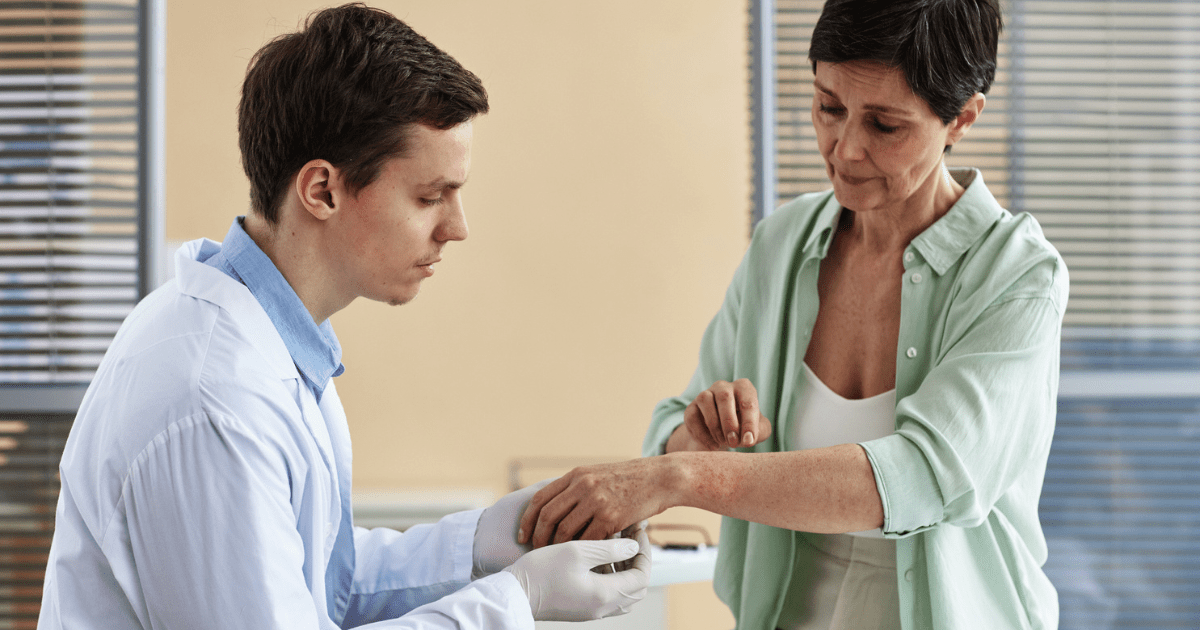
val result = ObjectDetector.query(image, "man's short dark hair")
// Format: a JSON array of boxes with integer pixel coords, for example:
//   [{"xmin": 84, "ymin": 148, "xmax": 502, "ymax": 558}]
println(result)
[
  {"xmin": 808, "ymin": 0, "xmax": 1001, "ymax": 125},
  {"xmin": 238, "ymin": 3, "xmax": 489, "ymax": 223}
]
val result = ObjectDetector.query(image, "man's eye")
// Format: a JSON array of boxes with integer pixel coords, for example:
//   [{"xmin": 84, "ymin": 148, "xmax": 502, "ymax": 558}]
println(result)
[{"xmin": 420, "ymin": 197, "xmax": 444, "ymax": 206}]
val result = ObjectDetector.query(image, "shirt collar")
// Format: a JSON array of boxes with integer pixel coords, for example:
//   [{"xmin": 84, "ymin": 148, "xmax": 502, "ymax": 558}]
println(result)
[
  {"xmin": 800, "ymin": 168, "xmax": 1003, "ymax": 274},
  {"xmin": 207, "ymin": 217, "xmax": 345, "ymax": 397},
  {"xmin": 801, "ymin": 191, "xmax": 845, "ymax": 260},
  {"xmin": 910, "ymin": 168, "xmax": 1006, "ymax": 276}
]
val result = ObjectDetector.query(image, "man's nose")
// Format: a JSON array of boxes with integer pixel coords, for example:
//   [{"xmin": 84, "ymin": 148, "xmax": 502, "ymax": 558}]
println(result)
[{"xmin": 436, "ymin": 194, "xmax": 468, "ymax": 242}]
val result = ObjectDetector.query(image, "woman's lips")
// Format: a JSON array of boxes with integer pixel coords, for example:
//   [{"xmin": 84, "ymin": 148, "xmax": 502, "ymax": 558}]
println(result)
[{"xmin": 838, "ymin": 172, "xmax": 873, "ymax": 185}]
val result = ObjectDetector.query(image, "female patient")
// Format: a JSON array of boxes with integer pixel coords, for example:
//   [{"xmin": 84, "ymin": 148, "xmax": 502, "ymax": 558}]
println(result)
[{"xmin": 519, "ymin": 1, "xmax": 1066, "ymax": 628}]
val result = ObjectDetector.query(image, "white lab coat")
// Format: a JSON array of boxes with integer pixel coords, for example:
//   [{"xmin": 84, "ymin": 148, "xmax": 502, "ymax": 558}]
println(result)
[{"xmin": 38, "ymin": 239, "xmax": 534, "ymax": 629}]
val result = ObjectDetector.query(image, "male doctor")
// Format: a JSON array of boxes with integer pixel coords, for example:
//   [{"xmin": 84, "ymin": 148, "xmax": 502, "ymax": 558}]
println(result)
[{"xmin": 37, "ymin": 4, "xmax": 649, "ymax": 629}]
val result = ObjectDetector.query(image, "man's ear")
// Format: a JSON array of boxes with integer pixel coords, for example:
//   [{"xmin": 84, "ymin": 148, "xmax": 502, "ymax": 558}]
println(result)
[
  {"xmin": 294, "ymin": 159, "xmax": 340, "ymax": 221},
  {"xmin": 946, "ymin": 92, "xmax": 986, "ymax": 147}
]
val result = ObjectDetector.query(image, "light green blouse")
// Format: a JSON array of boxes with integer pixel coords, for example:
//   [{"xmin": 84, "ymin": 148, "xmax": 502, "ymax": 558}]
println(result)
[{"xmin": 644, "ymin": 169, "xmax": 1066, "ymax": 630}]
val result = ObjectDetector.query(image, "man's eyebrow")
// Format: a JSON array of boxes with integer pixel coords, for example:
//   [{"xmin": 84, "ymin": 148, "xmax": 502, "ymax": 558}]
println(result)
[
  {"xmin": 418, "ymin": 177, "xmax": 467, "ymax": 191},
  {"xmin": 813, "ymin": 80, "xmax": 911, "ymax": 116}
]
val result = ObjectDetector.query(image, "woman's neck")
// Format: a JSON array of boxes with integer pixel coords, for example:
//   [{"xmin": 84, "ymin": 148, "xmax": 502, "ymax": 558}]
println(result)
[{"xmin": 844, "ymin": 163, "xmax": 965, "ymax": 254}]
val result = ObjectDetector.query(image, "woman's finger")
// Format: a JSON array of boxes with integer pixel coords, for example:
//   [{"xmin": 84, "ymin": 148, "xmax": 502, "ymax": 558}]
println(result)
[
  {"xmin": 551, "ymin": 498, "xmax": 595, "ymax": 545},
  {"xmin": 518, "ymin": 476, "xmax": 570, "ymax": 545},
  {"xmin": 754, "ymin": 413, "xmax": 773, "ymax": 445},
  {"xmin": 732, "ymin": 378, "xmax": 761, "ymax": 446},
  {"xmin": 531, "ymin": 489, "xmax": 580, "ymax": 548},
  {"xmin": 712, "ymin": 382, "xmax": 741, "ymax": 447},
  {"xmin": 577, "ymin": 517, "xmax": 615, "ymax": 543},
  {"xmin": 694, "ymin": 389, "xmax": 724, "ymax": 447},
  {"xmin": 684, "ymin": 402, "xmax": 721, "ymax": 450}
]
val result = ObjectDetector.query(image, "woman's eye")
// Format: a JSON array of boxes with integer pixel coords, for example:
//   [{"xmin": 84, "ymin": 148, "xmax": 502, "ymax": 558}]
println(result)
[
  {"xmin": 872, "ymin": 119, "xmax": 899, "ymax": 134},
  {"xmin": 818, "ymin": 103, "xmax": 844, "ymax": 116}
]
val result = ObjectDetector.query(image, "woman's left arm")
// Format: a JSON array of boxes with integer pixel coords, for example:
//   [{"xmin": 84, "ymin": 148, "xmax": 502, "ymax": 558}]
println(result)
[
  {"xmin": 864, "ymin": 292, "xmax": 1064, "ymax": 536},
  {"xmin": 520, "ymin": 274, "xmax": 1066, "ymax": 545}
]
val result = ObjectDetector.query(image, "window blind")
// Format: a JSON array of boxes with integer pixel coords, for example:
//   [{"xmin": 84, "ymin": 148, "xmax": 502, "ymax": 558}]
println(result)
[
  {"xmin": 1, "ymin": 1, "xmax": 143, "ymax": 387},
  {"xmin": 757, "ymin": 0, "xmax": 1200, "ymax": 627},
  {"xmin": 0, "ymin": 1, "xmax": 160, "ymax": 626}
]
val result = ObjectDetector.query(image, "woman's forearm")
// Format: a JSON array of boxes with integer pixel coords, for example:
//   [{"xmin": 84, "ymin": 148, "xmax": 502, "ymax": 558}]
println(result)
[
  {"xmin": 664, "ymin": 422, "xmax": 712, "ymax": 453},
  {"xmin": 663, "ymin": 444, "xmax": 885, "ymax": 534},
  {"xmin": 520, "ymin": 432, "xmax": 886, "ymax": 547}
]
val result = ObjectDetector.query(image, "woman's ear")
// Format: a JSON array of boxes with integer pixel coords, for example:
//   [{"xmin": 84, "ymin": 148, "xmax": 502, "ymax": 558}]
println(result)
[
  {"xmin": 947, "ymin": 93, "xmax": 986, "ymax": 147},
  {"xmin": 294, "ymin": 159, "xmax": 339, "ymax": 221}
]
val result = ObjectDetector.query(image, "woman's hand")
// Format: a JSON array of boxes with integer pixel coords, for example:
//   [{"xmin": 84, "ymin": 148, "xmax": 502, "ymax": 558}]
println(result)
[
  {"xmin": 517, "ymin": 458, "xmax": 679, "ymax": 549},
  {"xmin": 671, "ymin": 378, "xmax": 772, "ymax": 452}
]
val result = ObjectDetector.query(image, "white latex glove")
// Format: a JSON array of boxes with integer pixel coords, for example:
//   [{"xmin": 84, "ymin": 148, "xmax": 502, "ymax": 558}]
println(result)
[
  {"xmin": 502, "ymin": 523, "xmax": 651, "ymax": 622},
  {"xmin": 473, "ymin": 479, "xmax": 554, "ymax": 579}
]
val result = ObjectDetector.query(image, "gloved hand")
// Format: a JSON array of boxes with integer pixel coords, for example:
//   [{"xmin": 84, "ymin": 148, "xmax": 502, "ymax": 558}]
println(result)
[
  {"xmin": 502, "ymin": 523, "xmax": 651, "ymax": 622},
  {"xmin": 472, "ymin": 479, "xmax": 553, "ymax": 579}
]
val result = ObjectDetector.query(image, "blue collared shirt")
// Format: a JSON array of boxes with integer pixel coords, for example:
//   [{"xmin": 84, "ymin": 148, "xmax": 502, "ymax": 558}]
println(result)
[{"xmin": 204, "ymin": 217, "xmax": 345, "ymax": 400}]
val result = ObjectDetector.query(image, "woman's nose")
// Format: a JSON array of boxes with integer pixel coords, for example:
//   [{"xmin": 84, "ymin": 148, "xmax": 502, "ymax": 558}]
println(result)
[{"xmin": 833, "ymin": 121, "xmax": 867, "ymax": 162}]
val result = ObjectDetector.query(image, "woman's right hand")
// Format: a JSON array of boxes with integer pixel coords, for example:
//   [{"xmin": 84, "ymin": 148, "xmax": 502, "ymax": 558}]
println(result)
[{"xmin": 668, "ymin": 378, "xmax": 773, "ymax": 452}]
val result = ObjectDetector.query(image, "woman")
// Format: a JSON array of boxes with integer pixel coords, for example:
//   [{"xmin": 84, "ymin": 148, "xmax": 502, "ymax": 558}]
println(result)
[{"xmin": 519, "ymin": 1, "xmax": 1065, "ymax": 628}]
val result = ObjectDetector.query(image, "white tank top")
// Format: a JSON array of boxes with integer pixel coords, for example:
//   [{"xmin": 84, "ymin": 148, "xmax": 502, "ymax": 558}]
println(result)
[{"xmin": 788, "ymin": 362, "xmax": 896, "ymax": 538}]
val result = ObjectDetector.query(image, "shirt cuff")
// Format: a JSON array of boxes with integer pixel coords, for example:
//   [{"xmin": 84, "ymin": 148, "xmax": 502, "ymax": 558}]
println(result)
[
  {"xmin": 643, "ymin": 412, "xmax": 685, "ymax": 457},
  {"xmin": 860, "ymin": 434, "xmax": 944, "ymax": 537}
]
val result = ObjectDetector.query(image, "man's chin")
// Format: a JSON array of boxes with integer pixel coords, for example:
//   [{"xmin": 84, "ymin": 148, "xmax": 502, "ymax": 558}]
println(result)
[{"xmin": 385, "ymin": 287, "xmax": 419, "ymax": 307}]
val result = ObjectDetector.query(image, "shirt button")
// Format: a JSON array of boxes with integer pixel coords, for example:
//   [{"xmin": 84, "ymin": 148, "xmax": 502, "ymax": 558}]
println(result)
[
  {"xmin": 911, "ymin": 273, "xmax": 923, "ymax": 284},
  {"xmin": 904, "ymin": 252, "xmax": 914, "ymax": 263},
  {"xmin": 904, "ymin": 569, "xmax": 915, "ymax": 582},
  {"xmin": 906, "ymin": 347, "xmax": 917, "ymax": 359}
]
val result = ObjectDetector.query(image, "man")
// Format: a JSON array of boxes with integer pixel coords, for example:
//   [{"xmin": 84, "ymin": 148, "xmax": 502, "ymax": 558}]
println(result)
[{"xmin": 37, "ymin": 5, "xmax": 649, "ymax": 628}]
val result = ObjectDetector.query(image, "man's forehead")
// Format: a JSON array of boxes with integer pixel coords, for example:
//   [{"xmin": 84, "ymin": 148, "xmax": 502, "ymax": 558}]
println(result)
[{"xmin": 389, "ymin": 121, "xmax": 473, "ymax": 186}]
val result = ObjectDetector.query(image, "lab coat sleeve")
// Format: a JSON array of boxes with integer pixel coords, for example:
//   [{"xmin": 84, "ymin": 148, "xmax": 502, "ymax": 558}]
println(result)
[
  {"xmin": 353, "ymin": 572, "xmax": 534, "ymax": 629},
  {"xmin": 342, "ymin": 510, "xmax": 480, "ymax": 624},
  {"xmin": 861, "ymin": 280, "xmax": 1067, "ymax": 536},
  {"xmin": 118, "ymin": 411, "xmax": 324, "ymax": 630},
  {"xmin": 644, "ymin": 250, "xmax": 750, "ymax": 457},
  {"xmin": 117, "ymin": 412, "xmax": 534, "ymax": 630}
]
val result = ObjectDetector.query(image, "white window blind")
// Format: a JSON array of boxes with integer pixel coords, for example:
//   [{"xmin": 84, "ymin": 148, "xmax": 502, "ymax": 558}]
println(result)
[
  {"xmin": 756, "ymin": 0, "xmax": 1200, "ymax": 627},
  {"xmin": 1, "ymin": 1, "xmax": 142, "ymax": 387},
  {"xmin": 0, "ymin": 1, "xmax": 161, "ymax": 626}
]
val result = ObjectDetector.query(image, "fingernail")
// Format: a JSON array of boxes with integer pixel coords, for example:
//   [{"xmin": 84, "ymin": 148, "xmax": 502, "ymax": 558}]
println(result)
[
  {"xmin": 517, "ymin": 528, "xmax": 525, "ymax": 542},
  {"xmin": 742, "ymin": 432, "xmax": 754, "ymax": 446},
  {"xmin": 727, "ymin": 431, "xmax": 737, "ymax": 445}
]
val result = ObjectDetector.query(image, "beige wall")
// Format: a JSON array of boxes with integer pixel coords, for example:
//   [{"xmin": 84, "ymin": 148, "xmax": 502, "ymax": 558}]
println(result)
[{"xmin": 166, "ymin": 2, "xmax": 747, "ymax": 628}]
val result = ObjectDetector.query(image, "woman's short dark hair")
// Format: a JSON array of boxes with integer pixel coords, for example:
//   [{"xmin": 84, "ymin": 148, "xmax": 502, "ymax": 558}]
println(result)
[
  {"xmin": 809, "ymin": 0, "xmax": 1001, "ymax": 125},
  {"xmin": 238, "ymin": 3, "xmax": 489, "ymax": 223}
]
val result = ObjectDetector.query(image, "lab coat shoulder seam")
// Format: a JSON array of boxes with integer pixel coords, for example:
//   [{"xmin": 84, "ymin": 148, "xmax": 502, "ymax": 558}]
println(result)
[{"xmin": 97, "ymin": 410, "xmax": 277, "ymax": 546}]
